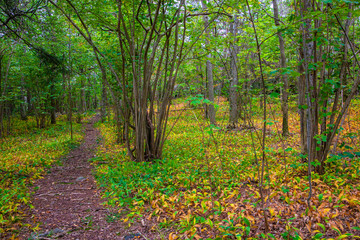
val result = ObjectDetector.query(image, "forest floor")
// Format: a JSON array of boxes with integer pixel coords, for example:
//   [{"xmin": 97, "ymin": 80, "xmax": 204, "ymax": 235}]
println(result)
[
  {"xmin": 92, "ymin": 97, "xmax": 360, "ymax": 240},
  {"xmin": 16, "ymin": 116, "xmax": 148, "ymax": 240},
  {"xmin": 1, "ymin": 98, "xmax": 360, "ymax": 239}
]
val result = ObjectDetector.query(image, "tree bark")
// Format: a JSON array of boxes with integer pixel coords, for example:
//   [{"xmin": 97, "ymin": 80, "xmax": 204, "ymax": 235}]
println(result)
[
  {"xmin": 0, "ymin": 52, "xmax": 3, "ymax": 138},
  {"xmin": 50, "ymin": 82, "xmax": 56, "ymax": 124},
  {"xmin": 228, "ymin": 15, "xmax": 239, "ymax": 128},
  {"xmin": 20, "ymin": 75, "xmax": 28, "ymax": 121},
  {"xmin": 201, "ymin": 0, "xmax": 216, "ymax": 125},
  {"xmin": 272, "ymin": 0, "xmax": 289, "ymax": 136},
  {"xmin": 100, "ymin": 69, "xmax": 107, "ymax": 123}
]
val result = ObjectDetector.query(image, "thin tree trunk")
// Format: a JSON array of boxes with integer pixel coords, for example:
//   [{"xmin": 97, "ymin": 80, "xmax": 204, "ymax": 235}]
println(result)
[
  {"xmin": 0, "ymin": 52, "xmax": 3, "ymax": 138},
  {"xmin": 20, "ymin": 75, "xmax": 28, "ymax": 120},
  {"xmin": 68, "ymin": 24, "xmax": 73, "ymax": 140},
  {"xmin": 301, "ymin": 0, "xmax": 314, "ymax": 206},
  {"xmin": 50, "ymin": 82, "xmax": 56, "ymax": 124},
  {"xmin": 245, "ymin": 0, "xmax": 269, "ymax": 231},
  {"xmin": 2, "ymin": 51, "xmax": 12, "ymax": 136},
  {"xmin": 100, "ymin": 69, "xmax": 107, "ymax": 122},
  {"xmin": 201, "ymin": 0, "xmax": 216, "ymax": 125},
  {"xmin": 228, "ymin": 15, "xmax": 239, "ymax": 128}
]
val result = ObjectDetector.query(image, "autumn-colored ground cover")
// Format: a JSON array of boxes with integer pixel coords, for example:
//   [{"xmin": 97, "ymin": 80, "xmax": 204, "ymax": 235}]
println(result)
[
  {"xmin": 93, "ymin": 97, "xmax": 360, "ymax": 240},
  {"xmin": 0, "ymin": 115, "xmax": 86, "ymax": 237}
]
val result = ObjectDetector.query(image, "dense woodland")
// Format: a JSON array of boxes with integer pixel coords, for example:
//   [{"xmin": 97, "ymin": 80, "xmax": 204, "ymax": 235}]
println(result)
[{"xmin": 1, "ymin": 0, "xmax": 360, "ymax": 239}]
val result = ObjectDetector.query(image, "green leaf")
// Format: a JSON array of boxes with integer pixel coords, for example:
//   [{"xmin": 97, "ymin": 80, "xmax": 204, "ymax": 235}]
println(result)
[
  {"xmin": 318, "ymin": 194, "xmax": 324, "ymax": 201},
  {"xmin": 270, "ymin": 92, "xmax": 280, "ymax": 98},
  {"xmin": 245, "ymin": 226, "xmax": 250, "ymax": 235},
  {"xmin": 243, "ymin": 217, "xmax": 250, "ymax": 227},
  {"xmin": 316, "ymin": 222, "xmax": 326, "ymax": 232},
  {"xmin": 332, "ymin": 227, "xmax": 341, "ymax": 234},
  {"xmin": 281, "ymin": 186, "xmax": 289, "ymax": 193},
  {"xmin": 314, "ymin": 232, "xmax": 324, "ymax": 239},
  {"xmin": 267, "ymin": 233, "xmax": 276, "ymax": 239},
  {"xmin": 338, "ymin": 234, "xmax": 353, "ymax": 239},
  {"xmin": 203, "ymin": 99, "xmax": 212, "ymax": 104}
]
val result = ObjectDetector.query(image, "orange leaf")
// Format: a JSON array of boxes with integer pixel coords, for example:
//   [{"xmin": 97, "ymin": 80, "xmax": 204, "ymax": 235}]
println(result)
[
  {"xmin": 306, "ymin": 222, "xmax": 312, "ymax": 233},
  {"xmin": 169, "ymin": 232, "xmax": 178, "ymax": 240}
]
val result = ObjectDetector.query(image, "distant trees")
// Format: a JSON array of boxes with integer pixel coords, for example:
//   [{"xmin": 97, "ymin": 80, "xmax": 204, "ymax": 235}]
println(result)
[{"xmin": 0, "ymin": 0, "xmax": 101, "ymax": 135}]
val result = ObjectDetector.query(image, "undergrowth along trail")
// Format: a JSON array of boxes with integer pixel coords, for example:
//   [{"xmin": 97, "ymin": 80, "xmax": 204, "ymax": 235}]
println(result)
[
  {"xmin": 93, "ymin": 97, "xmax": 360, "ymax": 240},
  {"xmin": 0, "ymin": 115, "xmax": 84, "ymax": 238}
]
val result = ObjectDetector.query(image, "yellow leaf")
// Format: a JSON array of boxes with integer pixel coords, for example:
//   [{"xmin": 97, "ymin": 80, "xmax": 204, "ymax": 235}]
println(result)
[
  {"xmin": 169, "ymin": 233, "xmax": 178, "ymax": 240},
  {"xmin": 268, "ymin": 207, "xmax": 275, "ymax": 216},
  {"xmin": 338, "ymin": 235, "xmax": 350, "ymax": 239},
  {"xmin": 321, "ymin": 208, "xmax": 331, "ymax": 215}
]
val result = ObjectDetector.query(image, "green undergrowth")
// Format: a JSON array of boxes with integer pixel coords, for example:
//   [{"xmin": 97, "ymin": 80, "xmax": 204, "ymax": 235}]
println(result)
[
  {"xmin": 93, "ymin": 99, "xmax": 360, "ymax": 239},
  {"xmin": 0, "ymin": 115, "xmax": 85, "ymax": 237}
]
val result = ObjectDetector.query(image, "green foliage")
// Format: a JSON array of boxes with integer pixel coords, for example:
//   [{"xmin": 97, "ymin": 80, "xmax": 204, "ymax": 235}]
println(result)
[{"xmin": 94, "ymin": 100, "xmax": 360, "ymax": 239}]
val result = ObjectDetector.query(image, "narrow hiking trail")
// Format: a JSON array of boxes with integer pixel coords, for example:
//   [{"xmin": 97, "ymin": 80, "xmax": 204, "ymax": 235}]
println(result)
[{"xmin": 19, "ymin": 116, "xmax": 132, "ymax": 240}]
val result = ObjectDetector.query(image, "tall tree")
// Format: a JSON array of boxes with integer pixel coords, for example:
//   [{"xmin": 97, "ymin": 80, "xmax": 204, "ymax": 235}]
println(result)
[
  {"xmin": 228, "ymin": 14, "xmax": 239, "ymax": 128},
  {"xmin": 201, "ymin": 0, "xmax": 216, "ymax": 125},
  {"xmin": 272, "ymin": 0, "xmax": 289, "ymax": 136}
]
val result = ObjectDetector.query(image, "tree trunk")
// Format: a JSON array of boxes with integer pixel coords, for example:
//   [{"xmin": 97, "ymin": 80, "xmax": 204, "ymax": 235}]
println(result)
[
  {"xmin": 0, "ymin": 53, "xmax": 3, "ymax": 138},
  {"xmin": 201, "ymin": 0, "xmax": 216, "ymax": 125},
  {"xmin": 50, "ymin": 83, "xmax": 56, "ymax": 124},
  {"xmin": 80, "ymin": 75, "xmax": 85, "ymax": 113},
  {"xmin": 20, "ymin": 76, "xmax": 28, "ymax": 120},
  {"xmin": 100, "ymin": 69, "xmax": 107, "ymax": 122},
  {"xmin": 273, "ymin": 0, "xmax": 289, "ymax": 136},
  {"xmin": 302, "ymin": 0, "xmax": 316, "ymax": 168},
  {"xmin": 2, "ymin": 51, "xmax": 12, "ymax": 136},
  {"xmin": 68, "ymin": 24, "xmax": 73, "ymax": 140},
  {"xmin": 298, "ymin": 50, "xmax": 307, "ymax": 160},
  {"xmin": 228, "ymin": 15, "xmax": 239, "ymax": 128}
]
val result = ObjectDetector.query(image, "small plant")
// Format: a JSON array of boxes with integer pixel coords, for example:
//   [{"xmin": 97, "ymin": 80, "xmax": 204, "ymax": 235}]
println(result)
[
  {"xmin": 81, "ymin": 215, "xmax": 94, "ymax": 230},
  {"xmin": 106, "ymin": 212, "xmax": 122, "ymax": 223}
]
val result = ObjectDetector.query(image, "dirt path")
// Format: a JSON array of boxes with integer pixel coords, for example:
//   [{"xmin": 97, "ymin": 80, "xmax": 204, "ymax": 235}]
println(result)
[{"xmin": 20, "ymin": 116, "xmax": 128, "ymax": 240}]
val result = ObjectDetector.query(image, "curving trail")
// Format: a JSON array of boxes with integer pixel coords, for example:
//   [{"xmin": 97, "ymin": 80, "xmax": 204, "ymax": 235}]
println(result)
[{"xmin": 20, "ymin": 116, "xmax": 130, "ymax": 240}]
